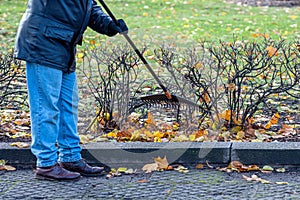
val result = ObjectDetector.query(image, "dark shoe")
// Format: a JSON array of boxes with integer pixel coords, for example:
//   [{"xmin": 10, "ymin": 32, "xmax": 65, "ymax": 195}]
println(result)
[
  {"xmin": 60, "ymin": 159, "xmax": 106, "ymax": 177},
  {"xmin": 35, "ymin": 164, "xmax": 81, "ymax": 181}
]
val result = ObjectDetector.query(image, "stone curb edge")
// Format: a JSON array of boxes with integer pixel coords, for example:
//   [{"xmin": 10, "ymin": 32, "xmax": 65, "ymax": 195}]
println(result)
[{"xmin": 1, "ymin": 142, "xmax": 299, "ymax": 168}]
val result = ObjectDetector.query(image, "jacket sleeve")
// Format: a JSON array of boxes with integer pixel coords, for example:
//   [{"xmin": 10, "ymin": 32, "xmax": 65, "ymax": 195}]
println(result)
[{"xmin": 88, "ymin": 0, "xmax": 113, "ymax": 36}]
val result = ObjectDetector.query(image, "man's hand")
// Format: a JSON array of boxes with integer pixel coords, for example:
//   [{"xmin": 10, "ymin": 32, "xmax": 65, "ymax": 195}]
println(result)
[{"xmin": 107, "ymin": 19, "xmax": 128, "ymax": 37}]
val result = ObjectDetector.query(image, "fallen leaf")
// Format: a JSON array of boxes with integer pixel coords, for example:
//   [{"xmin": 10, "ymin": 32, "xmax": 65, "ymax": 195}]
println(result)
[
  {"xmin": 206, "ymin": 160, "xmax": 214, "ymax": 169},
  {"xmin": 266, "ymin": 46, "xmax": 279, "ymax": 57},
  {"xmin": 275, "ymin": 168, "xmax": 286, "ymax": 173},
  {"xmin": 79, "ymin": 135, "xmax": 91, "ymax": 144},
  {"xmin": 174, "ymin": 165, "xmax": 189, "ymax": 173},
  {"xmin": 137, "ymin": 179, "xmax": 148, "ymax": 183},
  {"xmin": 142, "ymin": 163, "xmax": 158, "ymax": 173},
  {"xmin": 145, "ymin": 111, "xmax": 156, "ymax": 126},
  {"xmin": 154, "ymin": 156, "xmax": 169, "ymax": 170},
  {"xmin": 125, "ymin": 168, "xmax": 137, "ymax": 174},
  {"xmin": 10, "ymin": 142, "xmax": 29, "ymax": 148},
  {"xmin": 0, "ymin": 160, "xmax": 16, "ymax": 172},
  {"xmin": 275, "ymin": 182, "xmax": 289, "ymax": 185},
  {"xmin": 193, "ymin": 62, "xmax": 203, "ymax": 69},
  {"xmin": 227, "ymin": 161, "xmax": 260, "ymax": 172},
  {"xmin": 236, "ymin": 131, "xmax": 245, "ymax": 140},
  {"xmin": 117, "ymin": 167, "xmax": 127, "ymax": 173},
  {"xmin": 277, "ymin": 124, "xmax": 296, "ymax": 135},
  {"xmin": 0, "ymin": 160, "xmax": 6, "ymax": 166},
  {"xmin": 242, "ymin": 174, "xmax": 271, "ymax": 184},
  {"xmin": 228, "ymin": 161, "xmax": 243, "ymax": 169},
  {"xmin": 4, "ymin": 165, "xmax": 16, "ymax": 171},
  {"xmin": 195, "ymin": 164, "xmax": 204, "ymax": 169},
  {"xmin": 262, "ymin": 165, "xmax": 274, "ymax": 171}
]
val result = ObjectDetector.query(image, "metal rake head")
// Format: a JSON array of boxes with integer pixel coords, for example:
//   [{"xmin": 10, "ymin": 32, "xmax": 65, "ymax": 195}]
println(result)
[{"xmin": 140, "ymin": 94, "xmax": 199, "ymax": 108}]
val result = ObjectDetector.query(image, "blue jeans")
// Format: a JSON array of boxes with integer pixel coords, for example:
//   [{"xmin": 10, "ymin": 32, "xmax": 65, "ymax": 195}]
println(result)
[{"xmin": 26, "ymin": 62, "xmax": 82, "ymax": 167}]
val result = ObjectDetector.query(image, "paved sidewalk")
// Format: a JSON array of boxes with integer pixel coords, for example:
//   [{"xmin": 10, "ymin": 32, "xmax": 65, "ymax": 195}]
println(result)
[
  {"xmin": 1, "ymin": 168, "xmax": 299, "ymax": 199},
  {"xmin": 1, "ymin": 141, "xmax": 300, "ymax": 199}
]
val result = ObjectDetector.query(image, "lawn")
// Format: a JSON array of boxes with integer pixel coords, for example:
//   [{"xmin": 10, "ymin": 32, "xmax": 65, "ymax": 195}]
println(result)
[{"xmin": 0, "ymin": 0, "xmax": 299, "ymax": 53}]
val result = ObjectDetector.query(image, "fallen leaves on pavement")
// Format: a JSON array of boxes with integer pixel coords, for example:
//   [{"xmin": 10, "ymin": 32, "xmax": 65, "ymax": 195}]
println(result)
[
  {"xmin": 10, "ymin": 142, "xmax": 30, "ymax": 148},
  {"xmin": 242, "ymin": 174, "xmax": 271, "ymax": 184},
  {"xmin": 142, "ymin": 156, "xmax": 170, "ymax": 173},
  {"xmin": 213, "ymin": 160, "xmax": 289, "ymax": 185},
  {"xmin": 0, "ymin": 159, "xmax": 16, "ymax": 171}
]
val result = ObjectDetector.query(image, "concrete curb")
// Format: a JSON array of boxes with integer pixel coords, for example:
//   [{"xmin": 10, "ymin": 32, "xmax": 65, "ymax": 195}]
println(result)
[{"xmin": 1, "ymin": 142, "xmax": 300, "ymax": 168}]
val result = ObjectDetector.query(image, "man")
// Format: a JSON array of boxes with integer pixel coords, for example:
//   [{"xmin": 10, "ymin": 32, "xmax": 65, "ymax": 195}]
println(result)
[{"xmin": 14, "ymin": 0, "xmax": 128, "ymax": 181}]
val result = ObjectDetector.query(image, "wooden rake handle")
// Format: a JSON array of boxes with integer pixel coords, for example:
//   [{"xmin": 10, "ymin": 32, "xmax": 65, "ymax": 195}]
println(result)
[{"xmin": 98, "ymin": 0, "xmax": 172, "ymax": 100}]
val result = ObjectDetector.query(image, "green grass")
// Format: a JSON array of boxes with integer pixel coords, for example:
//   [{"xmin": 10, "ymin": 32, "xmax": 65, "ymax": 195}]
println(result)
[{"xmin": 0, "ymin": 0, "xmax": 299, "ymax": 52}]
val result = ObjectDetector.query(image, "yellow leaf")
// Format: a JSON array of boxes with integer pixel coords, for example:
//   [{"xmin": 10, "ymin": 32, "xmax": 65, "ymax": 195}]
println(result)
[
  {"xmin": 0, "ymin": 160, "xmax": 6, "ymax": 166},
  {"xmin": 144, "ymin": 130, "xmax": 153, "ymax": 138},
  {"xmin": 107, "ymin": 132, "xmax": 117, "ymax": 138},
  {"xmin": 77, "ymin": 52, "xmax": 84, "ymax": 59},
  {"xmin": 130, "ymin": 130, "xmax": 140, "ymax": 141},
  {"xmin": 10, "ymin": 142, "xmax": 29, "ymax": 148},
  {"xmin": 153, "ymin": 131, "xmax": 164, "ymax": 138},
  {"xmin": 193, "ymin": 62, "xmax": 203, "ymax": 69},
  {"xmin": 117, "ymin": 167, "xmax": 127, "ymax": 173},
  {"xmin": 236, "ymin": 131, "xmax": 245, "ymax": 140},
  {"xmin": 262, "ymin": 165, "xmax": 274, "ymax": 171},
  {"xmin": 189, "ymin": 134, "xmax": 196, "ymax": 141}
]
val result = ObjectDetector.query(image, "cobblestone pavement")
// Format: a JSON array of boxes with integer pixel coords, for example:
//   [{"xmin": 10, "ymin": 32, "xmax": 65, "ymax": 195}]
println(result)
[{"xmin": 0, "ymin": 168, "xmax": 299, "ymax": 200}]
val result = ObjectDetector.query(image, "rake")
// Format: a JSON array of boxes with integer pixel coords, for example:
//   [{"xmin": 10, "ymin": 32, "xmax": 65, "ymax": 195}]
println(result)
[{"xmin": 98, "ymin": 0, "xmax": 199, "ymax": 109}]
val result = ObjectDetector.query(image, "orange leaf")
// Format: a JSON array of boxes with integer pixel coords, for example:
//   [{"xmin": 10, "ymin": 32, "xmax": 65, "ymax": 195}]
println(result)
[
  {"xmin": 277, "ymin": 124, "xmax": 295, "ymax": 135},
  {"xmin": 220, "ymin": 110, "xmax": 236, "ymax": 122},
  {"xmin": 266, "ymin": 46, "xmax": 279, "ymax": 57},
  {"xmin": 137, "ymin": 179, "xmax": 148, "ymax": 183},
  {"xmin": 265, "ymin": 112, "xmax": 280, "ymax": 129},
  {"xmin": 154, "ymin": 156, "xmax": 169, "ymax": 170},
  {"xmin": 195, "ymin": 164, "xmax": 204, "ymax": 169},
  {"xmin": 200, "ymin": 92, "xmax": 210, "ymax": 103},
  {"xmin": 145, "ymin": 111, "xmax": 156, "ymax": 126},
  {"xmin": 89, "ymin": 40, "xmax": 96, "ymax": 45}
]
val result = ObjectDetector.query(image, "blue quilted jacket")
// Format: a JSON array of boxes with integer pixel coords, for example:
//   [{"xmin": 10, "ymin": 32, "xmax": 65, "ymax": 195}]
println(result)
[{"xmin": 14, "ymin": 0, "xmax": 114, "ymax": 72}]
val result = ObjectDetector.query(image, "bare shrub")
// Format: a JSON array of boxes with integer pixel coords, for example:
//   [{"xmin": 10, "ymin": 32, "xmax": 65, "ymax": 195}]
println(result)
[
  {"xmin": 183, "ymin": 38, "xmax": 300, "ymax": 131},
  {"xmin": 0, "ymin": 53, "xmax": 28, "ymax": 110}
]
